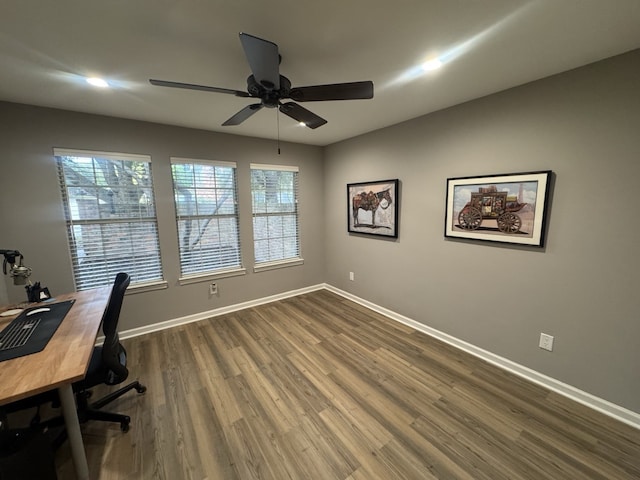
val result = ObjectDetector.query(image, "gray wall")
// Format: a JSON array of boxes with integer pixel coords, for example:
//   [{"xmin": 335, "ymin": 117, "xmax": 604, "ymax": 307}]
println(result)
[
  {"xmin": 0, "ymin": 275, "xmax": 6, "ymax": 305},
  {"xmin": 0, "ymin": 103, "xmax": 325, "ymax": 330},
  {"xmin": 324, "ymin": 49, "xmax": 640, "ymax": 413}
]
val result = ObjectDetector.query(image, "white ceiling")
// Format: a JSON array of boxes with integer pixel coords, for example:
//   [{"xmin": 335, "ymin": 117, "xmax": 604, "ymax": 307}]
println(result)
[{"xmin": 1, "ymin": 1, "xmax": 639, "ymax": 146}]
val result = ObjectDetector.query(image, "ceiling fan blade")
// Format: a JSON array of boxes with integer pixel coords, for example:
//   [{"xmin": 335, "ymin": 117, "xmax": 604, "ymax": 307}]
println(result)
[
  {"xmin": 222, "ymin": 104, "xmax": 264, "ymax": 126},
  {"xmin": 239, "ymin": 33, "xmax": 280, "ymax": 90},
  {"xmin": 279, "ymin": 102, "xmax": 327, "ymax": 129},
  {"xmin": 289, "ymin": 81, "xmax": 374, "ymax": 102},
  {"xmin": 149, "ymin": 79, "xmax": 250, "ymax": 97}
]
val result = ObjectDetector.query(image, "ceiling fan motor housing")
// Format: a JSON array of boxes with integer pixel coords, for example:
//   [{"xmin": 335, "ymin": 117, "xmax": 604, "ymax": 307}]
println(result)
[{"xmin": 247, "ymin": 75, "xmax": 291, "ymax": 108}]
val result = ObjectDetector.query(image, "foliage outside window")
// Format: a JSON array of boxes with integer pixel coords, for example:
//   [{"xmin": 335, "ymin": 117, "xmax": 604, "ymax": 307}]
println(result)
[
  {"xmin": 171, "ymin": 158, "xmax": 242, "ymax": 277},
  {"xmin": 250, "ymin": 164, "xmax": 301, "ymax": 267},
  {"xmin": 55, "ymin": 149, "xmax": 163, "ymax": 290}
]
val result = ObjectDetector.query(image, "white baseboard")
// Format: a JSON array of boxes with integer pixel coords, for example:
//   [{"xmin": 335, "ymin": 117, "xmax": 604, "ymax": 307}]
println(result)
[
  {"xmin": 116, "ymin": 282, "xmax": 640, "ymax": 430},
  {"xmin": 116, "ymin": 284, "xmax": 325, "ymax": 341},
  {"xmin": 323, "ymin": 284, "xmax": 640, "ymax": 430}
]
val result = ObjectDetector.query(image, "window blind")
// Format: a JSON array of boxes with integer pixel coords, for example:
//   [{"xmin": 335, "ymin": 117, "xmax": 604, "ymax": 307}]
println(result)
[
  {"xmin": 250, "ymin": 164, "xmax": 300, "ymax": 265},
  {"xmin": 171, "ymin": 158, "xmax": 242, "ymax": 276},
  {"xmin": 55, "ymin": 149, "xmax": 163, "ymax": 290}
]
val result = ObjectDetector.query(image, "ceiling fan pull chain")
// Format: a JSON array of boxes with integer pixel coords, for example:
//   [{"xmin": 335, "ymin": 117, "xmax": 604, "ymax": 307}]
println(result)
[{"xmin": 277, "ymin": 108, "xmax": 281, "ymax": 155}]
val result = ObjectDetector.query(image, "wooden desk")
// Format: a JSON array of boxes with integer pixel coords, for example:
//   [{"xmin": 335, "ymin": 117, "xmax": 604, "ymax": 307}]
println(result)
[{"xmin": 0, "ymin": 287, "xmax": 110, "ymax": 480}]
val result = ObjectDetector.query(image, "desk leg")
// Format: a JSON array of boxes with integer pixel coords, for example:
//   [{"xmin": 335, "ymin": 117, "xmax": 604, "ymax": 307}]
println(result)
[{"xmin": 58, "ymin": 384, "xmax": 90, "ymax": 480}]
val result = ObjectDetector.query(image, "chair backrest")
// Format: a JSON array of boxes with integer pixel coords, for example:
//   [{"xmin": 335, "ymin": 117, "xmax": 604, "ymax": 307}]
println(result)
[
  {"xmin": 101, "ymin": 272, "xmax": 130, "ymax": 337},
  {"xmin": 101, "ymin": 272, "xmax": 130, "ymax": 384}
]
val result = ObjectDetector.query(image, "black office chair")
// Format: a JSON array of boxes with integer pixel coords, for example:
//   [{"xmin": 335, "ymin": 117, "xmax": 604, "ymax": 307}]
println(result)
[{"xmin": 70, "ymin": 272, "xmax": 146, "ymax": 432}]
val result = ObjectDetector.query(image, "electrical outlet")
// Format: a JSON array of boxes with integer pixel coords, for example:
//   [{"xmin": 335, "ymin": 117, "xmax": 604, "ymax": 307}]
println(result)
[
  {"xmin": 209, "ymin": 283, "xmax": 218, "ymax": 295},
  {"xmin": 349, "ymin": 272, "xmax": 355, "ymax": 281},
  {"xmin": 539, "ymin": 333, "xmax": 554, "ymax": 351}
]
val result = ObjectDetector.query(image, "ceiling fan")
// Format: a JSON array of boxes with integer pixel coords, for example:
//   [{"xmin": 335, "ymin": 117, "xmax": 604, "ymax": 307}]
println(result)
[{"xmin": 149, "ymin": 32, "xmax": 374, "ymax": 129}]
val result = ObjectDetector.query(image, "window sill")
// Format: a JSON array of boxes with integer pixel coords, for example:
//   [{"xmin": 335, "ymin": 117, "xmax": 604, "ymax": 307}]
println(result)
[
  {"xmin": 253, "ymin": 258, "xmax": 304, "ymax": 273},
  {"xmin": 178, "ymin": 267, "xmax": 247, "ymax": 285},
  {"xmin": 126, "ymin": 280, "xmax": 168, "ymax": 294}
]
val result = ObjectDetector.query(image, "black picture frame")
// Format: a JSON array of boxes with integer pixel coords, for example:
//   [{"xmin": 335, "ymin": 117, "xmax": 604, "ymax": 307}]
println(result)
[
  {"xmin": 347, "ymin": 179, "xmax": 399, "ymax": 238},
  {"xmin": 445, "ymin": 170, "xmax": 552, "ymax": 247}
]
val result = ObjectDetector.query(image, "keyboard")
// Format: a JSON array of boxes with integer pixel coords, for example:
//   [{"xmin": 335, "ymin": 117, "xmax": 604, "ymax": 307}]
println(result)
[{"xmin": 0, "ymin": 316, "xmax": 42, "ymax": 350}]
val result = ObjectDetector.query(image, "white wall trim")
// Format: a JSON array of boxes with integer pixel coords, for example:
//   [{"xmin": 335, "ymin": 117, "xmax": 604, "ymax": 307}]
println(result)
[
  {"xmin": 115, "ymin": 282, "xmax": 640, "ymax": 430},
  {"xmin": 323, "ymin": 284, "xmax": 640, "ymax": 430}
]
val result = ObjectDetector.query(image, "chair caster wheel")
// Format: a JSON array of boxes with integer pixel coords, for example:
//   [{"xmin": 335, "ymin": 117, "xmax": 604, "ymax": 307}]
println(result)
[{"xmin": 136, "ymin": 384, "xmax": 147, "ymax": 394}]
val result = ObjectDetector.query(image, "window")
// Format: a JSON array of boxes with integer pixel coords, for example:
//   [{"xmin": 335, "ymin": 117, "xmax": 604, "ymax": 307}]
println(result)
[
  {"xmin": 55, "ymin": 149, "xmax": 164, "ymax": 291},
  {"xmin": 250, "ymin": 164, "xmax": 302, "ymax": 270},
  {"xmin": 171, "ymin": 158, "xmax": 242, "ymax": 279}
]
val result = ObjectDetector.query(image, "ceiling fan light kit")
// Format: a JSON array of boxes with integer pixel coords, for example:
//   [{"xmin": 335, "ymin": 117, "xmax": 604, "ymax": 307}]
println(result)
[{"xmin": 150, "ymin": 32, "xmax": 373, "ymax": 130}]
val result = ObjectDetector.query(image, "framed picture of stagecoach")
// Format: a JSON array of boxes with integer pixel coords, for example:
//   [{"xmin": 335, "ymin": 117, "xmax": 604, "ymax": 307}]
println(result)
[
  {"xmin": 348, "ymin": 179, "xmax": 399, "ymax": 238},
  {"xmin": 445, "ymin": 170, "xmax": 552, "ymax": 247}
]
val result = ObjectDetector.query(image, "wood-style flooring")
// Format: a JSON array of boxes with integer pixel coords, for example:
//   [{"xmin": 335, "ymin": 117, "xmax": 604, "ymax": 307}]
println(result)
[{"xmin": 54, "ymin": 289, "xmax": 640, "ymax": 479}]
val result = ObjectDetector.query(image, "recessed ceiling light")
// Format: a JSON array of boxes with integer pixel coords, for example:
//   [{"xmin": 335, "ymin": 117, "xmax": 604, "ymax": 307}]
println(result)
[
  {"xmin": 298, "ymin": 122, "xmax": 306, "ymax": 127},
  {"xmin": 421, "ymin": 58, "xmax": 443, "ymax": 72},
  {"xmin": 86, "ymin": 77, "xmax": 109, "ymax": 88}
]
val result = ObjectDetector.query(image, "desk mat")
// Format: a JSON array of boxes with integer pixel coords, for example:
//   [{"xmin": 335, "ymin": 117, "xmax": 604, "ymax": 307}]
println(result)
[{"xmin": 0, "ymin": 299, "xmax": 76, "ymax": 362}]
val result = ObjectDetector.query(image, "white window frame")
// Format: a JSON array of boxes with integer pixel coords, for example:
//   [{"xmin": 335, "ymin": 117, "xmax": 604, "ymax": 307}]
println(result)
[
  {"xmin": 54, "ymin": 148, "xmax": 167, "ymax": 292},
  {"xmin": 250, "ymin": 163, "xmax": 303, "ymax": 272},
  {"xmin": 171, "ymin": 157, "xmax": 245, "ymax": 283}
]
